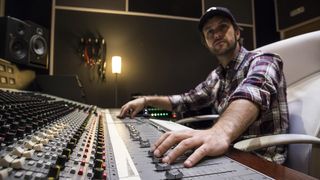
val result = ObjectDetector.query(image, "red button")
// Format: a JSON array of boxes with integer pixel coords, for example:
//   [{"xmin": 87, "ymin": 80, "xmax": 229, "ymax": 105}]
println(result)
[{"xmin": 78, "ymin": 168, "xmax": 83, "ymax": 175}]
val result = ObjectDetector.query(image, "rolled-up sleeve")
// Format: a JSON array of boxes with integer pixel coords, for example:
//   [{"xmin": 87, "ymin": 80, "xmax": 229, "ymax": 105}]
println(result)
[
  {"xmin": 168, "ymin": 72, "xmax": 220, "ymax": 112},
  {"xmin": 229, "ymin": 54, "xmax": 283, "ymax": 111}
]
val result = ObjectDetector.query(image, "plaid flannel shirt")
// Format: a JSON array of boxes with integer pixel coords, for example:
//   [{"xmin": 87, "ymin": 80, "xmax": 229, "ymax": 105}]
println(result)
[{"xmin": 169, "ymin": 47, "xmax": 289, "ymax": 164}]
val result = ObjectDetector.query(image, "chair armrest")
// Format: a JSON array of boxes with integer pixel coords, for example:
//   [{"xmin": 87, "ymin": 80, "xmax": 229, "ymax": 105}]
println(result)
[
  {"xmin": 175, "ymin": 114, "xmax": 219, "ymax": 124},
  {"xmin": 233, "ymin": 134, "xmax": 320, "ymax": 152}
]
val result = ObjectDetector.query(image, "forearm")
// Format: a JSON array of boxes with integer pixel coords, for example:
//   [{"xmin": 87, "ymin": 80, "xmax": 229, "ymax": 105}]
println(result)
[
  {"xmin": 145, "ymin": 96, "xmax": 173, "ymax": 111},
  {"xmin": 211, "ymin": 99, "xmax": 259, "ymax": 144}
]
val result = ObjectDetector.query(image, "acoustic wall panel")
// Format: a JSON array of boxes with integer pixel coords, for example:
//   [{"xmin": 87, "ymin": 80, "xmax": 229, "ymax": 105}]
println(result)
[
  {"xmin": 56, "ymin": 0, "xmax": 126, "ymax": 11},
  {"xmin": 129, "ymin": 0, "xmax": 201, "ymax": 18},
  {"xmin": 276, "ymin": 0, "xmax": 320, "ymax": 30},
  {"xmin": 204, "ymin": 0, "xmax": 253, "ymax": 25}
]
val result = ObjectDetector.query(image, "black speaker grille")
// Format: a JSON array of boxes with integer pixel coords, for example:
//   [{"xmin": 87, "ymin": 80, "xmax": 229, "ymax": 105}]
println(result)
[
  {"xmin": 0, "ymin": 16, "xmax": 48, "ymax": 69},
  {"xmin": 9, "ymin": 37, "xmax": 28, "ymax": 60}
]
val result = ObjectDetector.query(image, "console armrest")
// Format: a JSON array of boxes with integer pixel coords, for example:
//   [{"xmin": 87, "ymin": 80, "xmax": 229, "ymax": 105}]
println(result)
[
  {"xmin": 233, "ymin": 134, "xmax": 320, "ymax": 152},
  {"xmin": 175, "ymin": 114, "xmax": 219, "ymax": 124}
]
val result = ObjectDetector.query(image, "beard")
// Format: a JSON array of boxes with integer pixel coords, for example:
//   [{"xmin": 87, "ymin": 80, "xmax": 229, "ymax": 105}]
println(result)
[{"xmin": 209, "ymin": 34, "xmax": 238, "ymax": 56}]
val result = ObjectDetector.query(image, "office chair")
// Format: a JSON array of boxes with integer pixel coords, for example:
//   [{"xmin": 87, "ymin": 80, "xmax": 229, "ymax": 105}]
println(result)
[{"xmin": 234, "ymin": 30, "xmax": 320, "ymax": 178}]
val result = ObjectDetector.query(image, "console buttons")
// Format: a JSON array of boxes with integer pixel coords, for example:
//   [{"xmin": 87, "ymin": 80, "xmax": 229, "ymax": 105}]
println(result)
[
  {"xmin": 0, "ymin": 167, "xmax": 12, "ymax": 179},
  {"xmin": 0, "ymin": 154, "xmax": 14, "ymax": 167},
  {"xmin": 156, "ymin": 163, "xmax": 171, "ymax": 171},
  {"xmin": 22, "ymin": 150, "xmax": 34, "ymax": 159},
  {"xmin": 11, "ymin": 147, "xmax": 24, "ymax": 157},
  {"xmin": 24, "ymin": 171, "xmax": 33, "ymax": 180},
  {"xmin": 11, "ymin": 157, "xmax": 26, "ymax": 169},
  {"xmin": 165, "ymin": 169, "xmax": 183, "ymax": 179}
]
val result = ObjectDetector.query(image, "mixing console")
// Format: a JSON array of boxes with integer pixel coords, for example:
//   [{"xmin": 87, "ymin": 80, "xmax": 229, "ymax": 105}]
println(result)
[
  {"xmin": 0, "ymin": 88, "xmax": 273, "ymax": 179},
  {"xmin": 106, "ymin": 112, "xmax": 273, "ymax": 180},
  {"xmin": 0, "ymin": 89, "xmax": 117, "ymax": 180}
]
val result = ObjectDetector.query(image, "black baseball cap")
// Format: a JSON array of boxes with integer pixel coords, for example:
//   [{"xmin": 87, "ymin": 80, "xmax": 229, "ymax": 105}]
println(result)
[{"xmin": 198, "ymin": 7, "xmax": 239, "ymax": 32}]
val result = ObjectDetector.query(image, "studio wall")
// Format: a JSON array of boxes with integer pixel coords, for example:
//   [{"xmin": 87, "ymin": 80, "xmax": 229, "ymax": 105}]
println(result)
[
  {"xmin": 53, "ymin": 1, "xmax": 255, "ymax": 108},
  {"xmin": 54, "ymin": 10, "xmax": 215, "ymax": 108}
]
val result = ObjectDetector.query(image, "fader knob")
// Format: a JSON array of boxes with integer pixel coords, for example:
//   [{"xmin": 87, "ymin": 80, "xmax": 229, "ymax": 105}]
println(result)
[
  {"xmin": 25, "ymin": 125, "xmax": 32, "ymax": 134},
  {"xmin": 62, "ymin": 148, "xmax": 71, "ymax": 159},
  {"xmin": 148, "ymin": 150, "xmax": 154, "ymax": 157},
  {"xmin": 37, "ymin": 120, "xmax": 44, "ymax": 127},
  {"xmin": 0, "ymin": 119, "xmax": 6, "ymax": 126},
  {"xmin": 140, "ymin": 139, "xmax": 150, "ymax": 148},
  {"xmin": 19, "ymin": 119, "xmax": 26, "ymax": 126},
  {"xmin": 96, "ymin": 146, "xmax": 104, "ymax": 153},
  {"xmin": 16, "ymin": 129, "xmax": 25, "ymax": 139},
  {"xmin": 165, "ymin": 169, "xmax": 183, "ymax": 179},
  {"xmin": 66, "ymin": 142, "xmax": 75, "ymax": 152},
  {"xmin": 97, "ymin": 140, "xmax": 104, "ymax": 147},
  {"xmin": 152, "ymin": 156, "xmax": 162, "ymax": 163},
  {"xmin": 32, "ymin": 122, "xmax": 38, "ymax": 130},
  {"xmin": 70, "ymin": 138, "xmax": 78, "ymax": 144},
  {"xmin": 26, "ymin": 117, "xmax": 33, "ymax": 123},
  {"xmin": 95, "ymin": 151, "xmax": 103, "ymax": 160},
  {"xmin": 47, "ymin": 165, "xmax": 61, "ymax": 179},
  {"xmin": 94, "ymin": 159, "xmax": 103, "ymax": 168},
  {"xmin": 5, "ymin": 132, "xmax": 15, "ymax": 143},
  {"xmin": 156, "ymin": 163, "xmax": 171, "ymax": 171},
  {"xmin": 56, "ymin": 155, "xmax": 67, "ymax": 169},
  {"xmin": 9, "ymin": 121, "xmax": 19, "ymax": 131},
  {"xmin": 93, "ymin": 167, "xmax": 104, "ymax": 179},
  {"xmin": 0, "ymin": 124, "xmax": 10, "ymax": 133}
]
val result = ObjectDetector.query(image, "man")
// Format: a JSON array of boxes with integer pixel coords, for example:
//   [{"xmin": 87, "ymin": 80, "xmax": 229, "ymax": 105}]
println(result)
[{"xmin": 118, "ymin": 7, "xmax": 288, "ymax": 168}]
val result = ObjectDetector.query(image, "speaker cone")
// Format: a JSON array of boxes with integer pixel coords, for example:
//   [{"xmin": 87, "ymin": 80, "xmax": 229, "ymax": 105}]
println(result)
[
  {"xmin": 9, "ymin": 38, "xmax": 28, "ymax": 61},
  {"xmin": 30, "ymin": 35, "xmax": 47, "ymax": 57}
]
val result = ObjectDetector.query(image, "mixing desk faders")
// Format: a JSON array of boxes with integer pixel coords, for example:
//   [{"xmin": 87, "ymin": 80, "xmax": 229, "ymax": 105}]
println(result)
[
  {"xmin": 106, "ymin": 111, "xmax": 274, "ymax": 180},
  {"xmin": 0, "ymin": 88, "xmax": 274, "ymax": 179},
  {"xmin": 0, "ymin": 89, "xmax": 118, "ymax": 180}
]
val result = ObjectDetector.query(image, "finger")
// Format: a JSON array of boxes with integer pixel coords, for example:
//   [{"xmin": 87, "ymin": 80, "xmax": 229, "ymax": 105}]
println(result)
[
  {"xmin": 152, "ymin": 132, "xmax": 171, "ymax": 153},
  {"xmin": 154, "ymin": 132, "xmax": 188, "ymax": 158},
  {"xmin": 117, "ymin": 105, "xmax": 126, "ymax": 118},
  {"xmin": 163, "ymin": 138, "xmax": 199, "ymax": 164},
  {"xmin": 119, "ymin": 105, "xmax": 131, "ymax": 118},
  {"xmin": 184, "ymin": 144, "xmax": 209, "ymax": 168},
  {"xmin": 130, "ymin": 107, "xmax": 141, "ymax": 119}
]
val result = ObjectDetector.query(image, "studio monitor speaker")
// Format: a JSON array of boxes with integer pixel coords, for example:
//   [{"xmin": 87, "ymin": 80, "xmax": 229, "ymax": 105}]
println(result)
[{"xmin": 0, "ymin": 16, "xmax": 48, "ymax": 69}]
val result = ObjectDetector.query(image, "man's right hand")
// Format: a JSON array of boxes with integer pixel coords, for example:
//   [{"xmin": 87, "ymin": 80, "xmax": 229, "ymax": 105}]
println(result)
[{"xmin": 117, "ymin": 97, "xmax": 146, "ymax": 118}]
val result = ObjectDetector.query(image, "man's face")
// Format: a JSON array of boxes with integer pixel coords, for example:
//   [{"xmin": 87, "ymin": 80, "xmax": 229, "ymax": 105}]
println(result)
[{"xmin": 202, "ymin": 16, "xmax": 240, "ymax": 56}]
